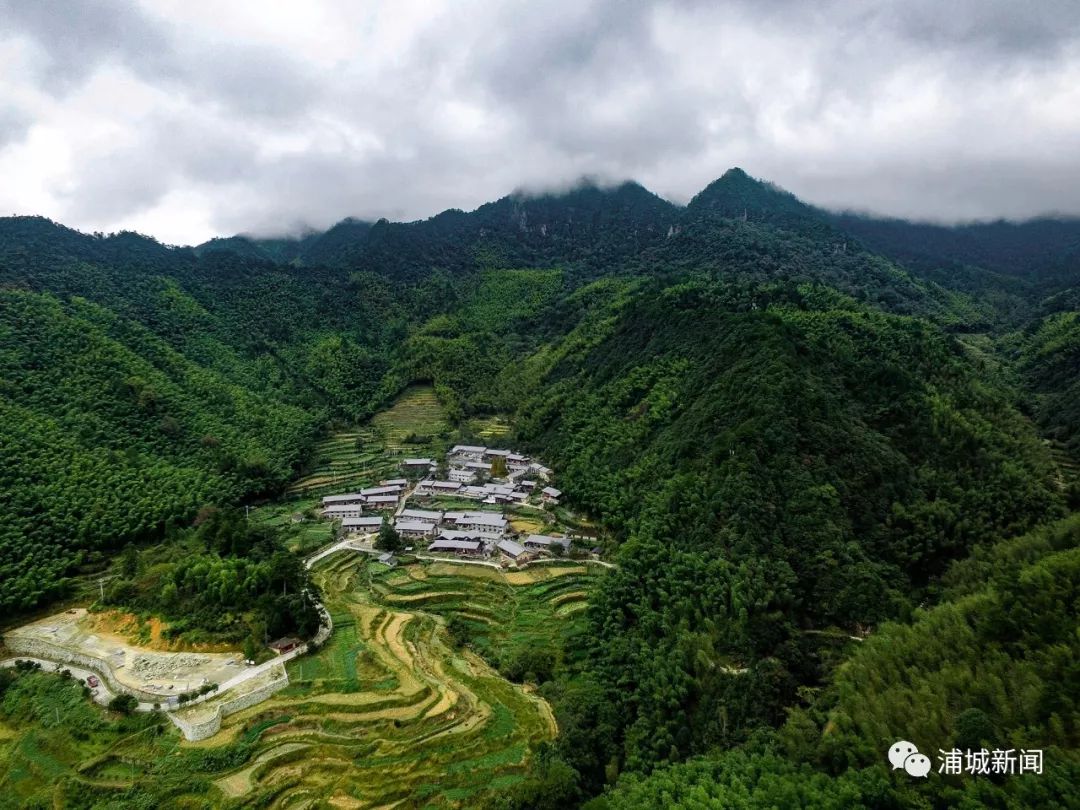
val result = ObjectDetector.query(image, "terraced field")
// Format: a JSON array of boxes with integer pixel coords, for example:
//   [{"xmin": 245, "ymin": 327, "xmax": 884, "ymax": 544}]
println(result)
[
  {"xmin": 194, "ymin": 552, "xmax": 596, "ymax": 807},
  {"xmin": 371, "ymin": 385, "xmax": 451, "ymax": 455},
  {"xmin": 1048, "ymin": 439, "xmax": 1080, "ymax": 492},
  {"xmin": 373, "ymin": 561, "xmax": 596, "ymax": 667},
  {"xmin": 286, "ymin": 385, "xmax": 451, "ymax": 500},
  {"xmin": 0, "ymin": 560, "xmax": 596, "ymax": 806},
  {"xmin": 285, "ymin": 430, "xmax": 397, "ymax": 499},
  {"xmin": 467, "ymin": 415, "xmax": 513, "ymax": 443}
]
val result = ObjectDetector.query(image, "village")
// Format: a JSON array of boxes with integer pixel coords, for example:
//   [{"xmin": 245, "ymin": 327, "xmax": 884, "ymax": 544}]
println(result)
[
  {"xmin": 318, "ymin": 443, "xmax": 586, "ymax": 566},
  {"xmin": 0, "ymin": 402, "xmax": 604, "ymax": 744}
]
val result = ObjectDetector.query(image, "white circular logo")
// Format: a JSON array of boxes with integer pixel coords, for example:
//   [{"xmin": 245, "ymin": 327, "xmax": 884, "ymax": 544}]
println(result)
[{"xmin": 888, "ymin": 740, "xmax": 918, "ymax": 770}]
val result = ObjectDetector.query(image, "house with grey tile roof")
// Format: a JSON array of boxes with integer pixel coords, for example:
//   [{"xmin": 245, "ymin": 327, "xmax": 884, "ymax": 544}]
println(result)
[
  {"xmin": 361, "ymin": 485, "xmax": 402, "ymax": 497},
  {"xmin": 496, "ymin": 538, "xmax": 526, "ymax": 560},
  {"xmin": 399, "ymin": 508, "xmax": 443, "ymax": 523},
  {"xmin": 523, "ymin": 534, "xmax": 571, "ymax": 552},
  {"xmin": 395, "ymin": 519, "xmax": 435, "ymax": 538},
  {"xmin": 428, "ymin": 536, "xmax": 484, "ymax": 555},
  {"xmin": 342, "ymin": 516, "xmax": 384, "ymax": 533},
  {"xmin": 321, "ymin": 504, "xmax": 365, "ymax": 519},
  {"xmin": 455, "ymin": 512, "xmax": 507, "ymax": 536},
  {"xmin": 322, "ymin": 493, "xmax": 365, "ymax": 507},
  {"xmin": 449, "ymin": 445, "xmax": 487, "ymax": 460}
]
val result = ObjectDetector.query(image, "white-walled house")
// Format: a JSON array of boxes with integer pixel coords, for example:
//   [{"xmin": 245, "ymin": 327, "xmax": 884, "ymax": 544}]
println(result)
[
  {"xmin": 430, "ymin": 481, "xmax": 463, "ymax": 495},
  {"xmin": 322, "ymin": 504, "xmax": 365, "ymax": 519},
  {"xmin": 342, "ymin": 516, "xmax": 384, "ymax": 533},
  {"xmin": 322, "ymin": 493, "xmax": 365, "ymax": 508},
  {"xmin": 399, "ymin": 508, "xmax": 443, "ymax": 524},
  {"xmin": 395, "ymin": 519, "xmax": 435, "ymax": 539},
  {"xmin": 455, "ymin": 512, "xmax": 507, "ymax": 536},
  {"xmin": 449, "ymin": 445, "xmax": 487, "ymax": 461},
  {"xmin": 428, "ymin": 533, "xmax": 484, "ymax": 555},
  {"xmin": 362, "ymin": 485, "xmax": 402, "ymax": 497}
]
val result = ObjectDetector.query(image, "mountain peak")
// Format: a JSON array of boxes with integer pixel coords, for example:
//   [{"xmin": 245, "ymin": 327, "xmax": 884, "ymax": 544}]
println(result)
[{"xmin": 687, "ymin": 168, "xmax": 830, "ymax": 234}]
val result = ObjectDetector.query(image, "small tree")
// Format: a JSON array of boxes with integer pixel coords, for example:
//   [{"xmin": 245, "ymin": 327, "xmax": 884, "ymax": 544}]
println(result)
[
  {"xmin": 490, "ymin": 456, "xmax": 509, "ymax": 478},
  {"xmin": 120, "ymin": 543, "xmax": 138, "ymax": 579},
  {"xmin": 375, "ymin": 522, "xmax": 402, "ymax": 552},
  {"xmin": 108, "ymin": 693, "xmax": 138, "ymax": 714}
]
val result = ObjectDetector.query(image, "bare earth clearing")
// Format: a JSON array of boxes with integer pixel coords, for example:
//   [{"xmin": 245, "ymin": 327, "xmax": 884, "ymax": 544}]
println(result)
[{"xmin": 5, "ymin": 608, "xmax": 242, "ymax": 698}]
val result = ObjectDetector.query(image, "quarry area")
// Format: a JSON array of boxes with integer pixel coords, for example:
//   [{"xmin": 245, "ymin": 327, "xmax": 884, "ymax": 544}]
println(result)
[{"xmin": 4, "ymin": 608, "xmax": 243, "ymax": 702}]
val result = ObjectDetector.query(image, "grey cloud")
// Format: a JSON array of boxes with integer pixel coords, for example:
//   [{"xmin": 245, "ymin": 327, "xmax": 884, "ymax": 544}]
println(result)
[
  {"xmin": 877, "ymin": 0, "xmax": 1080, "ymax": 60},
  {"xmin": 56, "ymin": 145, "xmax": 170, "ymax": 221},
  {"xmin": 0, "ymin": 104, "xmax": 32, "ymax": 148},
  {"xmin": 390, "ymin": 0, "xmax": 717, "ymax": 185},
  {"xmin": 725, "ymin": 0, "xmax": 1080, "ymax": 59},
  {"xmin": 4, "ymin": 0, "xmax": 1080, "ymax": 242},
  {"xmin": 0, "ymin": 0, "xmax": 171, "ymax": 92},
  {"xmin": 798, "ymin": 155, "xmax": 1080, "ymax": 224},
  {"xmin": 0, "ymin": 0, "xmax": 319, "ymax": 118},
  {"xmin": 52, "ymin": 115, "xmax": 260, "ymax": 221}
]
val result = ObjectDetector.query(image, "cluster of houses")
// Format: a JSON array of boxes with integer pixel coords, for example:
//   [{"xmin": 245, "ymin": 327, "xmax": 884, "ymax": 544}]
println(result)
[
  {"xmin": 317, "ymin": 443, "xmax": 574, "ymax": 563},
  {"xmin": 411, "ymin": 444, "xmax": 561, "ymax": 504},
  {"xmin": 327, "ymin": 503, "xmax": 573, "ymax": 563},
  {"xmin": 320, "ymin": 480, "xmax": 407, "ymax": 517},
  {"xmin": 428, "ymin": 530, "xmax": 572, "ymax": 562},
  {"xmin": 414, "ymin": 478, "xmax": 536, "ymax": 504}
]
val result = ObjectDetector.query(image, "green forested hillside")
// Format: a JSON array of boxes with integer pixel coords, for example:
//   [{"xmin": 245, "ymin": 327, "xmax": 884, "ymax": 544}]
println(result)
[
  {"xmin": 0, "ymin": 289, "xmax": 319, "ymax": 611},
  {"xmin": 1016, "ymin": 308, "xmax": 1080, "ymax": 473},
  {"xmin": 496, "ymin": 276, "xmax": 1062, "ymax": 784},
  {"xmin": 2, "ymin": 169, "xmax": 1079, "ymax": 807},
  {"xmin": 596, "ymin": 517, "xmax": 1080, "ymax": 809}
]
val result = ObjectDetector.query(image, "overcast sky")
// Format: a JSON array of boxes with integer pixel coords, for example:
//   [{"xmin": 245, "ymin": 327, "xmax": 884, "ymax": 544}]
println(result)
[{"xmin": 1, "ymin": 0, "xmax": 1079, "ymax": 245}]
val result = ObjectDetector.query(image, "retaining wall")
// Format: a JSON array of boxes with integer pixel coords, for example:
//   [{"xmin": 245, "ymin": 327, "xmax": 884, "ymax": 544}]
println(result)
[
  {"xmin": 168, "ymin": 667, "xmax": 290, "ymax": 741},
  {"xmin": 4, "ymin": 636, "xmax": 162, "ymax": 704}
]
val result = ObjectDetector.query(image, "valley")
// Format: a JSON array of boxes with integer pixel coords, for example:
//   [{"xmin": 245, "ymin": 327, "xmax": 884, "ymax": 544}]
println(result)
[{"xmin": 1, "ymin": 169, "xmax": 1078, "ymax": 807}]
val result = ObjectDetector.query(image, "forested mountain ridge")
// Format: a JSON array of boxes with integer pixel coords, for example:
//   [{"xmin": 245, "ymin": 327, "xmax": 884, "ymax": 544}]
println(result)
[
  {"xmin": 2, "ymin": 168, "xmax": 1079, "ymax": 807},
  {"xmin": 198, "ymin": 170, "xmax": 1005, "ymax": 329},
  {"xmin": 830, "ymin": 212, "xmax": 1080, "ymax": 289}
]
